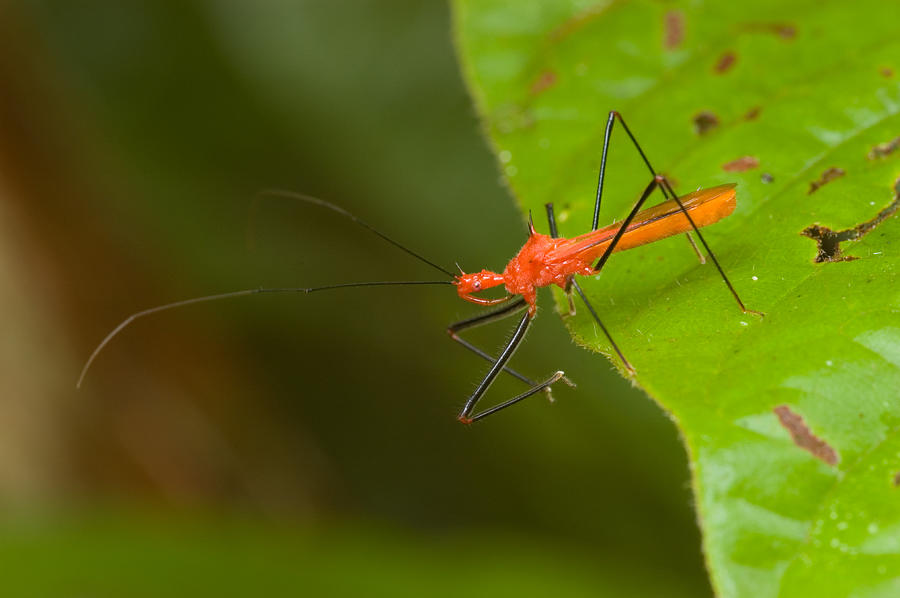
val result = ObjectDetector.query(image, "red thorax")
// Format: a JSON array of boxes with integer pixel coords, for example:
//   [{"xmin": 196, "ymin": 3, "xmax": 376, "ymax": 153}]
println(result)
[{"xmin": 455, "ymin": 228, "xmax": 595, "ymax": 315}]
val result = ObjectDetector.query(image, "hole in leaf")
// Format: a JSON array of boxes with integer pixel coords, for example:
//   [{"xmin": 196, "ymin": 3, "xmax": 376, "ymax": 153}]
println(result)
[
  {"xmin": 867, "ymin": 135, "xmax": 900, "ymax": 159},
  {"xmin": 807, "ymin": 167, "xmax": 845, "ymax": 195},
  {"xmin": 801, "ymin": 177, "xmax": 900, "ymax": 262}
]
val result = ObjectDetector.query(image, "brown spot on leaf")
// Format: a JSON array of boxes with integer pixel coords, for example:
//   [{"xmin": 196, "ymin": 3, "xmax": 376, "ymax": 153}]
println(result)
[
  {"xmin": 868, "ymin": 136, "xmax": 900, "ymax": 159},
  {"xmin": 807, "ymin": 167, "xmax": 846, "ymax": 194},
  {"xmin": 549, "ymin": 3, "xmax": 609, "ymax": 42},
  {"xmin": 721, "ymin": 156, "xmax": 759, "ymax": 172},
  {"xmin": 530, "ymin": 70, "xmax": 557, "ymax": 95},
  {"xmin": 774, "ymin": 405, "xmax": 839, "ymax": 466},
  {"xmin": 801, "ymin": 177, "xmax": 900, "ymax": 262},
  {"xmin": 714, "ymin": 51, "xmax": 737, "ymax": 74},
  {"xmin": 881, "ymin": 67, "xmax": 894, "ymax": 78},
  {"xmin": 693, "ymin": 111, "xmax": 719, "ymax": 135},
  {"xmin": 664, "ymin": 10, "xmax": 684, "ymax": 50},
  {"xmin": 894, "ymin": 471, "xmax": 900, "ymax": 487},
  {"xmin": 744, "ymin": 106, "xmax": 762, "ymax": 121},
  {"xmin": 772, "ymin": 24, "xmax": 797, "ymax": 39},
  {"xmin": 740, "ymin": 22, "xmax": 797, "ymax": 40}
]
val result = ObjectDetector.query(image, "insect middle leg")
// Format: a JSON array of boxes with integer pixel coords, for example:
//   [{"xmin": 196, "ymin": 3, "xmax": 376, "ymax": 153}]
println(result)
[
  {"xmin": 550, "ymin": 174, "xmax": 683, "ymax": 372},
  {"xmin": 545, "ymin": 202, "xmax": 634, "ymax": 373},
  {"xmin": 562, "ymin": 277, "xmax": 576, "ymax": 316},
  {"xmin": 543, "ymin": 205, "xmax": 577, "ymax": 317}
]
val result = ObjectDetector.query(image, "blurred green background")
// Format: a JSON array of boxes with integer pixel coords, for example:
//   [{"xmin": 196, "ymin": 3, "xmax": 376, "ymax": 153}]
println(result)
[{"xmin": 1, "ymin": 1, "xmax": 709, "ymax": 595}]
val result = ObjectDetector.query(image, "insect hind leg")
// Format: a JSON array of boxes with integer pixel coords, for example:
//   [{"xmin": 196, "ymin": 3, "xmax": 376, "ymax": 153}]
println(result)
[
  {"xmin": 657, "ymin": 177, "xmax": 763, "ymax": 316},
  {"xmin": 597, "ymin": 113, "xmax": 760, "ymax": 316}
]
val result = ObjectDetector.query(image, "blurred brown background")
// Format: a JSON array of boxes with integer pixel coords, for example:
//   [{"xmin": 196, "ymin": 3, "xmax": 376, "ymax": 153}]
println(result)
[{"xmin": 0, "ymin": 1, "xmax": 709, "ymax": 595}]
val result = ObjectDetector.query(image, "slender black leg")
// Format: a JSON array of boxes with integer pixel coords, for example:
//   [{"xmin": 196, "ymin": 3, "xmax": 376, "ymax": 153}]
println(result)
[
  {"xmin": 457, "ymin": 312, "xmax": 572, "ymax": 424},
  {"xmin": 546, "ymin": 202, "xmax": 560, "ymax": 238},
  {"xmin": 594, "ymin": 176, "xmax": 663, "ymax": 273},
  {"xmin": 592, "ymin": 111, "xmax": 703, "ymax": 263},
  {"xmin": 448, "ymin": 298, "xmax": 536, "ymax": 386},
  {"xmin": 547, "ymin": 202, "xmax": 633, "ymax": 373},
  {"xmin": 570, "ymin": 279, "xmax": 634, "ymax": 373},
  {"xmin": 464, "ymin": 371, "xmax": 569, "ymax": 423},
  {"xmin": 596, "ymin": 152, "xmax": 761, "ymax": 317},
  {"xmin": 592, "ymin": 112, "xmax": 618, "ymax": 230},
  {"xmin": 657, "ymin": 177, "xmax": 763, "ymax": 316}
]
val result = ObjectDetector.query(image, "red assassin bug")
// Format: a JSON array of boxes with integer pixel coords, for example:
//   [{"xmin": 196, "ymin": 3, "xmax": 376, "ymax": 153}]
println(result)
[{"xmin": 78, "ymin": 111, "xmax": 760, "ymax": 423}]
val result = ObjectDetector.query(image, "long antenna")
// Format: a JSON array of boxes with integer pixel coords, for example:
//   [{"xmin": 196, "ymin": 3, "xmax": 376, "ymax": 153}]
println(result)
[
  {"xmin": 255, "ymin": 189, "xmax": 455, "ymax": 277},
  {"xmin": 76, "ymin": 280, "xmax": 453, "ymax": 389}
]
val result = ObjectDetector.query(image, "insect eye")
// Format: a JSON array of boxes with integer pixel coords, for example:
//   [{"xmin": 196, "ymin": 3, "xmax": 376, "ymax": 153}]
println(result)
[{"xmin": 473, "ymin": 281, "xmax": 482, "ymax": 291}]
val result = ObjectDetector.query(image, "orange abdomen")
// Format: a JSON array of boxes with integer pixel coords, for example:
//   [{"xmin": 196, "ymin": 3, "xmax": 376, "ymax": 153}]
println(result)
[{"xmin": 558, "ymin": 183, "xmax": 737, "ymax": 264}]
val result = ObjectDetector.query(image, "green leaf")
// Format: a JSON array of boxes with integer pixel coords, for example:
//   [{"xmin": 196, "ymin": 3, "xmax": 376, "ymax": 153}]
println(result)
[{"xmin": 452, "ymin": 1, "xmax": 900, "ymax": 596}]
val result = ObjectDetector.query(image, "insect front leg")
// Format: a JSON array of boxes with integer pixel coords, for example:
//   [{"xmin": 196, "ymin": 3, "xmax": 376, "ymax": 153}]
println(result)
[
  {"xmin": 447, "ymin": 298, "xmax": 535, "ymax": 386},
  {"xmin": 447, "ymin": 299, "xmax": 569, "ymax": 406},
  {"xmin": 457, "ymin": 310, "xmax": 574, "ymax": 424},
  {"xmin": 575, "ymin": 175, "xmax": 669, "ymax": 374}
]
